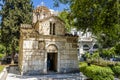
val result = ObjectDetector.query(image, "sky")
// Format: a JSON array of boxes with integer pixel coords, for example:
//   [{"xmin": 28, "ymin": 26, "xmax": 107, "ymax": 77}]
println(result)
[
  {"xmin": 32, "ymin": 0, "xmax": 68, "ymax": 11},
  {"xmin": 0, "ymin": 0, "xmax": 67, "ymax": 11}
]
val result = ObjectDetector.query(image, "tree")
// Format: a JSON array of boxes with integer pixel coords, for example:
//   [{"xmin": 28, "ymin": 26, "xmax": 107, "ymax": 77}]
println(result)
[
  {"xmin": 54, "ymin": 0, "xmax": 120, "ymax": 48},
  {"xmin": 0, "ymin": 0, "xmax": 33, "ymax": 55},
  {"xmin": 58, "ymin": 11, "xmax": 73, "ymax": 32},
  {"xmin": 115, "ymin": 43, "xmax": 120, "ymax": 56}
]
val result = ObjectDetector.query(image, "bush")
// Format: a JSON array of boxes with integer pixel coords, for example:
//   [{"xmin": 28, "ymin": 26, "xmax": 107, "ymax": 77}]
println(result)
[
  {"xmin": 79, "ymin": 62, "xmax": 87, "ymax": 72},
  {"xmin": 88, "ymin": 58, "xmax": 116, "ymax": 67},
  {"xmin": 115, "ymin": 43, "xmax": 120, "ymax": 55},
  {"xmin": 0, "ymin": 54, "xmax": 5, "ymax": 59},
  {"xmin": 112, "ymin": 66, "xmax": 120, "ymax": 78},
  {"xmin": 102, "ymin": 47, "xmax": 115, "ymax": 59},
  {"xmin": 115, "ymin": 62, "xmax": 120, "ymax": 66},
  {"xmin": 80, "ymin": 64, "xmax": 114, "ymax": 80},
  {"xmin": 0, "ymin": 65, "xmax": 5, "ymax": 72}
]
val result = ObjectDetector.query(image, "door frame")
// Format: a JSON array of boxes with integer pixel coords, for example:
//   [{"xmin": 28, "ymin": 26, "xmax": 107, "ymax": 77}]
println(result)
[
  {"xmin": 44, "ymin": 44, "xmax": 60, "ymax": 73},
  {"xmin": 47, "ymin": 52, "xmax": 58, "ymax": 72}
]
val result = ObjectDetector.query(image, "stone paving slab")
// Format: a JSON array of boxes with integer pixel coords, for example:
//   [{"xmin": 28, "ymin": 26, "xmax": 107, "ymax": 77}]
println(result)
[
  {"xmin": 6, "ymin": 65, "xmax": 87, "ymax": 80},
  {"xmin": 5, "ymin": 65, "xmax": 120, "ymax": 80},
  {"xmin": 6, "ymin": 73, "xmax": 86, "ymax": 80}
]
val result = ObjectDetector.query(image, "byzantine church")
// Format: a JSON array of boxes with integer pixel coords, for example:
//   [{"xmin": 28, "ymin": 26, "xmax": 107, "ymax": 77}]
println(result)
[{"xmin": 19, "ymin": 6, "xmax": 79, "ymax": 75}]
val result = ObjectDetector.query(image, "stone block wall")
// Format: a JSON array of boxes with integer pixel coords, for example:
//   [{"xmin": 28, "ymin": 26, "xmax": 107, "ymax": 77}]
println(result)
[
  {"xmin": 19, "ymin": 39, "xmax": 46, "ymax": 75},
  {"xmin": 22, "ymin": 50, "xmax": 45, "ymax": 75},
  {"xmin": 19, "ymin": 6, "xmax": 79, "ymax": 75},
  {"xmin": 19, "ymin": 32, "xmax": 79, "ymax": 75},
  {"xmin": 59, "ymin": 38, "xmax": 79, "ymax": 73}
]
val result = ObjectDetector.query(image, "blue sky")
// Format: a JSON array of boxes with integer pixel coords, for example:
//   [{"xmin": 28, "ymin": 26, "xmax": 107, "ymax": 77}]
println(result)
[
  {"xmin": 32, "ymin": 0, "xmax": 67, "ymax": 11},
  {"xmin": 0, "ymin": 0, "xmax": 67, "ymax": 11}
]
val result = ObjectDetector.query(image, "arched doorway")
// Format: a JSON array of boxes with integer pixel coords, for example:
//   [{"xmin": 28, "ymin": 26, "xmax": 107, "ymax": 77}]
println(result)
[{"xmin": 47, "ymin": 44, "xmax": 58, "ymax": 72}]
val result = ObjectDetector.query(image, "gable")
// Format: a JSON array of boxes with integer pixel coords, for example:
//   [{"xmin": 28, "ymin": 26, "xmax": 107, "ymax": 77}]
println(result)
[
  {"xmin": 33, "ymin": 16, "xmax": 65, "ymax": 36},
  {"xmin": 39, "ymin": 16, "xmax": 65, "ymax": 25}
]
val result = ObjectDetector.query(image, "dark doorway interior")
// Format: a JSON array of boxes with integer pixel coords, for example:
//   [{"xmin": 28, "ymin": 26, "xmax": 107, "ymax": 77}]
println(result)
[{"xmin": 47, "ymin": 53, "xmax": 57, "ymax": 72}]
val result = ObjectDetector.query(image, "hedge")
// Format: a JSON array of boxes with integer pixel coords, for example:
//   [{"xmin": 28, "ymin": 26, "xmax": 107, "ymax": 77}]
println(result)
[
  {"xmin": 80, "ymin": 62, "xmax": 114, "ymax": 80},
  {"xmin": 112, "ymin": 66, "xmax": 120, "ymax": 78}
]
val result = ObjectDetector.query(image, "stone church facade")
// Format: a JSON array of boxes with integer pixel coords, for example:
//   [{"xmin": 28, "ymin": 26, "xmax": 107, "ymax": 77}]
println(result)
[{"xmin": 19, "ymin": 6, "xmax": 79, "ymax": 75}]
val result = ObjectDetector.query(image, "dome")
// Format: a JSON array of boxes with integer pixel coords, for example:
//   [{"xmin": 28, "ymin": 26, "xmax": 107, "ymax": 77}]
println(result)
[
  {"xmin": 32, "ymin": 6, "xmax": 52, "ymax": 23},
  {"xmin": 33, "ymin": 6, "xmax": 50, "ymax": 13}
]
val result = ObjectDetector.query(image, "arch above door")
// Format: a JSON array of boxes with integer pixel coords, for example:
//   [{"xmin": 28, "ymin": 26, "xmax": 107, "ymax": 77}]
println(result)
[{"xmin": 47, "ymin": 44, "xmax": 58, "ymax": 53}]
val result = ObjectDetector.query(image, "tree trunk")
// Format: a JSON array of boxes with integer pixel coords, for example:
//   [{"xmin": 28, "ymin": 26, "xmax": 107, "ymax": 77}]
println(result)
[{"xmin": 11, "ymin": 45, "xmax": 15, "ymax": 64}]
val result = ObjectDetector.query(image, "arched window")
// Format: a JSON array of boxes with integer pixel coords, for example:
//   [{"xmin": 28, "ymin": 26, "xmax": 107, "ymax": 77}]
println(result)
[
  {"xmin": 53, "ymin": 23, "xmax": 55, "ymax": 35},
  {"xmin": 49, "ymin": 22, "xmax": 56, "ymax": 35},
  {"xmin": 83, "ymin": 44, "xmax": 89, "ymax": 51},
  {"xmin": 50, "ymin": 22, "xmax": 52, "ymax": 35}
]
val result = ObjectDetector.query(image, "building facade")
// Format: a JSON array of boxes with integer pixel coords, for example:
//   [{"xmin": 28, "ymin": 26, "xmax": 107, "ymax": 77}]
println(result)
[
  {"xmin": 19, "ymin": 6, "xmax": 79, "ymax": 75},
  {"xmin": 71, "ymin": 28, "xmax": 98, "ymax": 59}
]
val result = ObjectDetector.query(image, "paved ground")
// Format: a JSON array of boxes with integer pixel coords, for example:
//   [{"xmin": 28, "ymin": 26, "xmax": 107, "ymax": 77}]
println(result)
[
  {"xmin": 6, "ymin": 73, "xmax": 87, "ymax": 80},
  {"xmin": 5, "ymin": 66, "xmax": 120, "ymax": 80},
  {"xmin": 6, "ymin": 66, "xmax": 87, "ymax": 80}
]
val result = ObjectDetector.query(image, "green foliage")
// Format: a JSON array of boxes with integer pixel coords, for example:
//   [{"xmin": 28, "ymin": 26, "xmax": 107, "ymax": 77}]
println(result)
[
  {"xmin": 0, "ymin": 44, "xmax": 5, "ymax": 54},
  {"xmin": 83, "ymin": 53, "xmax": 116, "ymax": 67},
  {"xmin": 115, "ymin": 43, "xmax": 120, "ymax": 55},
  {"xmin": 0, "ymin": 0, "xmax": 33, "ymax": 53},
  {"xmin": 96, "ymin": 59, "xmax": 116, "ymax": 67},
  {"xmin": 54, "ymin": 0, "xmax": 120, "ymax": 48},
  {"xmin": 58, "ymin": 11, "xmax": 73, "ymax": 32},
  {"xmin": 102, "ymin": 48, "xmax": 116, "ymax": 59},
  {"xmin": 112, "ymin": 66, "xmax": 120, "ymax": 78},
  {"xmin": 115, "ymin": 62, "xmax": 120, "ymax": 66},
  {"xmin": 80, "ymin": 63, "xmax": 114, "ymax": 80},
  {"xmin": 84, "ymin": 52, "xmax": 91, "ymax": 59},
  {"xmin": 0, "ymin": 54, "xmax": 5, "ymax": 59},
  {"xmin": 92, "ymin": 51, "xmax": 100, "ymax": 58},
  {"xmin": 79, "ymin": 62, "xmax": 87, "ymax": 73},
  {"xmin": 83, "ymin": 52, "xmax": 100, "ymax": 63},
  {"xmin": 0, "ymin": 65, "xmax": 5, "ymax": 72},
  {"xmin": 79, "ymin": 62, "xmax": 87, "ymax": 68}
]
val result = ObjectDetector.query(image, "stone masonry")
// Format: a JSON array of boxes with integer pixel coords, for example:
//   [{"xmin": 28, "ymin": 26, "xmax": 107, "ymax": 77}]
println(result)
[{"xmin": 19, "ymin": 6, "xmax": 79, "ymax": 75}]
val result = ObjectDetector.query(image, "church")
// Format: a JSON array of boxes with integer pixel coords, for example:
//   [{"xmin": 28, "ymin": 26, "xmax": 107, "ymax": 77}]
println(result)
[{"xmin": 19, "ymin": 6, "xmax": 79, "ymax": 75}]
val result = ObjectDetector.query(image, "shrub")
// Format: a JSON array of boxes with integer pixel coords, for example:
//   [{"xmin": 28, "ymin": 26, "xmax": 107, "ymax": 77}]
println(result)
[
  {"xmin": 0, "ymin": 65, "xmax": 5, "ymax": 72},
  {"xmin": 79, "ymin": 62, "xmax": 87, "ymax": 72},
  {"xmin": 115, "ymin": 43, "xmax": 120, "ymax": 55},
  {"xmin": 79, "ymin": 62, "xmax": 87, "ymax": 67},
  {"xmin": 115, "ymin": 62, "xmax": 120, "ymax": 66},
  {"xmin": 0, "ymin": 54, "xmax": 5, "ymax": 59},
  {"xmin": 112, "ymin": 66, "xmax": 120, "ymax": 78},
  {"xmin": 82, "ymin": 65, "xmax": 114, "ymax": 80},
  {"xmin": 102, "ymin": 48, "xmax": 115, "ymax": 59}
]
